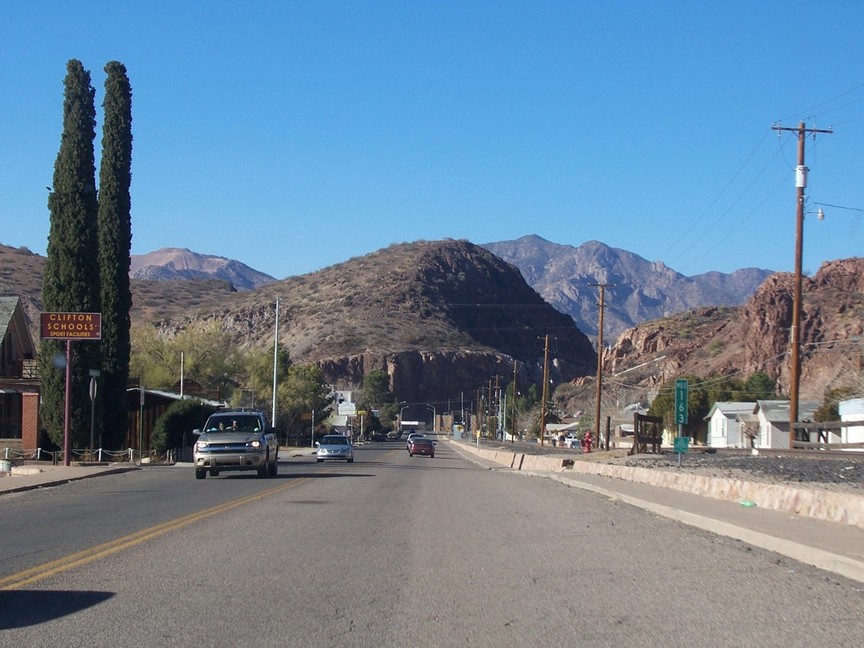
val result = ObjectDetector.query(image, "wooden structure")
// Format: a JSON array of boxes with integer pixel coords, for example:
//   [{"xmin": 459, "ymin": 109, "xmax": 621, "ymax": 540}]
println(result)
[{"xmin": 629, "ymin": 413, "xmax": 664, "ymax": 455}]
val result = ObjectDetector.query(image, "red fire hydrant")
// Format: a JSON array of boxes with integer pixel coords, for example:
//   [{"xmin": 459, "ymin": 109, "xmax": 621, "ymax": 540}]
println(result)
[{"xmin": 582, "ymin": 430, "xmax": 593, "ymax": 453}]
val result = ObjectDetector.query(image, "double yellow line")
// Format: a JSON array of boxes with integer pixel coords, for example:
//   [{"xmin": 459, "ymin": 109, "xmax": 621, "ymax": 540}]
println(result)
[{"xmin": 0, "ymin": 477, "xmax": 308, "ymax": 591}]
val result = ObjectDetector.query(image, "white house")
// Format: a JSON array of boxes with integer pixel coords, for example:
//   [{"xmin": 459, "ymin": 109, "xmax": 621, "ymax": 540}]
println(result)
[
  {"xmin": 839, "ymin": 398, "xmax": 864, "ymax": 447},
  {"xmin": 327, "ymin": 390, "xmax": 356, "ymax": 435},
  {"xmin": 754, "ymin": 400, "xmax": 819, "ymax": 449},
  {"xmin": 705, "ymin": 401, "xmax": 756, "ymax": 448}
]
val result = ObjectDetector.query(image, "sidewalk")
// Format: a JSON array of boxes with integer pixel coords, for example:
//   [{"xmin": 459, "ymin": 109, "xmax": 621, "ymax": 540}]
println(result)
[
  {"xmin": 447, "ymin": 440, "xmax": 864, "ymax": 585},
  {"xmin": 0, "ymin": 463, "xmax": 139, "ymax": 495}
]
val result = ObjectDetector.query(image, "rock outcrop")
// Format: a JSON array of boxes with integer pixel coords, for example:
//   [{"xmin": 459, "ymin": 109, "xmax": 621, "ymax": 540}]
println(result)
[{"xmin": 606, "ymin": 258, "xmax": 864, "ymax": 399}]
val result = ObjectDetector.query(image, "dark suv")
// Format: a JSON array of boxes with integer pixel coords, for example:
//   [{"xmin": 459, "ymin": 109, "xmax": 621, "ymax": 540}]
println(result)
[{"xmin": 192, "ymin": 409, "xmax": 278, "ymax": 479}]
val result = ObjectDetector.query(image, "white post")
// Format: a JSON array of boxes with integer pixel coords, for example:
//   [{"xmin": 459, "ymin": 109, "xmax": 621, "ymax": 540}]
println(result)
[{"xmin": 180, "ymin": 351, "xmax": 184, "ymax": 399}]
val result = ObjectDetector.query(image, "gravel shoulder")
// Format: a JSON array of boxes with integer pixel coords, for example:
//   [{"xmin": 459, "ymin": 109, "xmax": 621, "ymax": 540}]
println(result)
[{"xmin": 599, "ymin": 452, "xmax": 864, "ymax": 494}]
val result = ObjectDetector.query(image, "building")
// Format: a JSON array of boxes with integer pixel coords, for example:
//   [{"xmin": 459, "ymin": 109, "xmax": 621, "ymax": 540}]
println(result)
[
  {"xmin": 0, "ymin": 296, "xmax": 40, "ymax": 451},
  {"xmin": 839, "ymin": 398, "xmax": 864, "ymax": 447},
  {"xmin": 705, "ymin": 401, "xmax": 757, "ymax": 448},
  {"xmin": 754, "ymin": 399, "xmax": 819, "ymax": 449}
]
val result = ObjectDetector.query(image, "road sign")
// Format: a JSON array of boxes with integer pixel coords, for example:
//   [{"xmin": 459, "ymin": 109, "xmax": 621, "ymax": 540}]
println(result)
[
  {"xmin": 674, "ymin": 436, "xmax": 690, "ymax": 454},
  {"xmin": 675, "ymin": 379, "xmax": 689, "ymax": 425},
  {"xmin": 40, "ymin": 312, "xmax": 102, "ymax": 340}
]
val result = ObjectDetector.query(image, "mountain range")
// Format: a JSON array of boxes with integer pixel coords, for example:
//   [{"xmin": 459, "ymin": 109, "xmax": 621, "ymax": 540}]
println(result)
[
  {"xmin": 482, "ymin": 235, "xmax": 773, "ymax": 339},
  {"xmin": 136, "ymin": 237, "xmax": 774, "ymax": 342},
  {"xmin": 3, "ymin": 239, "xmax": 857, "ymax": 406}
]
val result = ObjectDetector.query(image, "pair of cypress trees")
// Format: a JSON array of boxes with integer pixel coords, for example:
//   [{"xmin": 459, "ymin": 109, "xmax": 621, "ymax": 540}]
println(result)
[{"xmin": 39, "ymin": 59, "xmax": 133, "ymax": 451}]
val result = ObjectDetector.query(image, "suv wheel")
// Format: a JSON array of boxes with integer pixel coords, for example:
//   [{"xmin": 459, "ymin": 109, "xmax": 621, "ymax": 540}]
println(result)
[
  {"xmin": 195, "ymin": 469, "xmax": 206, "ymax": 480},
  {"xmin": 268, "ymin": 458, "xmax": 278, "ymax": 477}
]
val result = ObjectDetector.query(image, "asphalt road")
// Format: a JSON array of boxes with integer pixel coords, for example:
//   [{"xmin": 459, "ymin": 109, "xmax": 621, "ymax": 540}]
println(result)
[{"xmin": 1, "ymin": 439, "xmax": 863, "ymax": 647}]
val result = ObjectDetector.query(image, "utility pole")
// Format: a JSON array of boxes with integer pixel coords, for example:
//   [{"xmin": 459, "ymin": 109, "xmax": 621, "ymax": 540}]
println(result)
[
  {"xmin": 539, "ymin": 334, "xmax": 550, "ymax": 446},
  {"xmin": 771, "ymin": 121, "xmax": 832, "ymax": 447},
  {"xmin": 590, "ymin": 283, "xmax": 613, "ymax": 450},
  {"xmin": 511, "ymin": 359, "xmax": 518, "ymax": 443}
]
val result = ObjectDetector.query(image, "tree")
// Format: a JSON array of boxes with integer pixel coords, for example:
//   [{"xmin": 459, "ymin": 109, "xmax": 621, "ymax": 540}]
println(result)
[
  {"xmin": 150, "ymin": 399, "xmax": 217, "ymax": 455},
  {"xmin": 129, "ymin": 322, "xmax": 244, "ymax": 398},
  {"xmin": 39, "ymin": 60, "xmax": 101, "ymax": 448},
  {"xmin": 742, "ymin": 372, "xmax": 777, "ymax": 400},
  {"xmin": 243, "ymin": 345, "xmax": 291, "ymax": 415},
  {"xmin": 814, "ymin": 386, "xmax": 857, "ymax": 422},
  {"xmin": 359, "ymin": 369, "xmax": 393, "ymax": 408},
  {"xmin": 648, "ymin": 375, "xmax": 709, "ymax": 441},
  {"xmin": 97, "ymin": 61, "xmax": 133, "ymax": 448},
  {"xmin": 276, "ymin": 364, "xmax": 332, "ymax": 443}
]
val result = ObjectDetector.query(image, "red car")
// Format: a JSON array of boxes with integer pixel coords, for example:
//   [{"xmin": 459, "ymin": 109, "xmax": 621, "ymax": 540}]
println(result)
[{"xmin": 407, "ymin": 437, "xmax": 435, "ymax": 458}]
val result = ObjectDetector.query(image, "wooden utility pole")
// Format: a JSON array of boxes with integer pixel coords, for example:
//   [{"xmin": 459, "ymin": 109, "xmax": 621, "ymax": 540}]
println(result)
[
  {"xmin": 771, "ymin": 121, "xmax": 832, "ymax": 447},
  {"xmin": 590, "ymin": 283, "xmax": 612, "ymax": 450},
  {"xmin": 539, "ymin": 334, "xmax": 550, "ymax": 446}
]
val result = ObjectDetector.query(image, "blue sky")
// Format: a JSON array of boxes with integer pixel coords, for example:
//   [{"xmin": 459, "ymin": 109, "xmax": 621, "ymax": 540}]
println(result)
[{"xmin": 2, "ymin": 1, "xmax": 862, "ymax": 280}]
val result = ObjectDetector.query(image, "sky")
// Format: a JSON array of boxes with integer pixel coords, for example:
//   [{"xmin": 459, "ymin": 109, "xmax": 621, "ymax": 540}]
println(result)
[{"xmin": 2, "ymin": 1, "xmax": 863, "ymax": 280}]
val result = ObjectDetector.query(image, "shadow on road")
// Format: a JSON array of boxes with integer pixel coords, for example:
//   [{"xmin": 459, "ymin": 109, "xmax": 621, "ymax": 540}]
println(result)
[{"xmin": 0, "ymin": 590, "xmax": 114, "ymax": 629}]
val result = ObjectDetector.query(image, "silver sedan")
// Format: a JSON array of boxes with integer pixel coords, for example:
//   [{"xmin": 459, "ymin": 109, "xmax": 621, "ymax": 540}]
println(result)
[{"xmin": 316, "ymin": 435, "xmax": 354, "ymax": 463}]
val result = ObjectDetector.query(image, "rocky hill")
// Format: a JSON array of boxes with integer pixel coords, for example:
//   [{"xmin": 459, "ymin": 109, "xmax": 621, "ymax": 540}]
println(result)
[
  {"xmin": 482, "ymin": 235, "xmax": 773, "ymax": 340},
  {"xmin": 160, "ymin": 239, "xmax": 598, "ymax": 403},
  {"xmin": 604, "ymin": 258, "xmax": 864, "ymax": 401},
  {"xmin": 130, "ymin": 248, "xmax": 275, "ymax": 290}
]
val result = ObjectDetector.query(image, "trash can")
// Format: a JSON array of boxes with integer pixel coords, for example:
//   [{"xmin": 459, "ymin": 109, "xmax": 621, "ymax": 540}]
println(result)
[{"xmin": 0, "ymin": 460, "xmax": 12, "ymax": 472}]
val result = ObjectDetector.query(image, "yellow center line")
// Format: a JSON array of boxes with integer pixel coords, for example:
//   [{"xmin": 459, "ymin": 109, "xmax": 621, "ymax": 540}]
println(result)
[{"xmin": 0, "ymin": 477, "xmax": 309, "ymax": 591}]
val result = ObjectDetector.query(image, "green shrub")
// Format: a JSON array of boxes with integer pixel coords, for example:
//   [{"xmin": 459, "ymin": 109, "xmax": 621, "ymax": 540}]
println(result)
[{"xmin": 151, "ymin": 399, "xmax": 219, "ymax": 453}]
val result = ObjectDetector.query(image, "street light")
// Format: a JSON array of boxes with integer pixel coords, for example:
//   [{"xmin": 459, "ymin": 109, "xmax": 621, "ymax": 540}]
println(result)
[
  {"xmin": 398, "ymin": 401, "xmax": 408, "ymax": 429},
  {"xmin": 426, "ymin": 404, "xmax": 436, "ymax": 433}
]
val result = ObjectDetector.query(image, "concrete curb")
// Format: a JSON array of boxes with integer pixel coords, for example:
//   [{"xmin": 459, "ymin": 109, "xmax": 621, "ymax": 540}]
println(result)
[{"xmin": 0, "ymin": 465, "xmax": 139, "ymax": 495}]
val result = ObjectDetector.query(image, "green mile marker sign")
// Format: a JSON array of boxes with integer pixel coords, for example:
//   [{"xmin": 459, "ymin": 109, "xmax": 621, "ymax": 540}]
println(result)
[{"xmin": 675, "ymin": 378, "xmax": 688, "ymax": 425}]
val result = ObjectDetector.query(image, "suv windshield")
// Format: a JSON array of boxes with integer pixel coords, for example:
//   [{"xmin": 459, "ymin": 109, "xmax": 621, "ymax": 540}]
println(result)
[{"xmin": 205, "ymin": 416, "xmax": 261, "ymax": 433}]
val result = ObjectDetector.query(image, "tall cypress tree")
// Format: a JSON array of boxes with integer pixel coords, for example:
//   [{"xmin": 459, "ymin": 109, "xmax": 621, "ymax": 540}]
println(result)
[
  {"xmin": 97, "ymin": 61, "xmax": 133, "ymax": 449},
  {"xmin": 39, "ymin": 60, "xmax": 102, "ymax": 448}
]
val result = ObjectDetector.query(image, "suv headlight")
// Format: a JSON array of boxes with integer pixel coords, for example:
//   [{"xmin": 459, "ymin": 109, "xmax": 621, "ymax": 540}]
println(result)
[
  {"xmin": 195, "ymin": 441, "xmax": 208, "ymax": 451},
  {"xmin": 247, "ymin": 440, "xmax": 261, "ymax": 449}
]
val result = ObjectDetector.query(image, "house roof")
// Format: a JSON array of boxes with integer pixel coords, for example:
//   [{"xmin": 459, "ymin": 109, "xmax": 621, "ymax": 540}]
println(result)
[
  {"xmin": 0, "ymin": 296, "xmax": 35, "ymax": 357},
  {"xmin": 127, "ymin": 387, "xmax": 225, "ymax": 408},
  {"xmin": 704, "ymin": 401, "xmax": 757, "ymax": 420},
  {"xmin": 756, "ymin": 399, "xmax": 820, "ymax": 422},
  {"xmin": 0, "ymin": 296, "xmax": 20, "ymax": 338},
  {"xmin": 546, "ymin": 422, "xmax": 581, "ymax": 432}
]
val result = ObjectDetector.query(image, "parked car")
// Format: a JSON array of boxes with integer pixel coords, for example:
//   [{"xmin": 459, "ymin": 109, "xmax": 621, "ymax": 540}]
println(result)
[
  {"xmin": 407, "ymin": 436, "xmax": 435, "ymax": 458},
  {"xmin": 386, "ymin": 429, "xmax": 403, "ymax": 440},
  {"xmin": 316, "ymin": 434, "xmax": 354, "ymax": 463},
  {"xmin": 192, "ymin": 409, "xmax": 278, "ymax": 480},
  {"xmin": 405, "ymin": 432, "xmax": 426, "ymax": 449}
]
